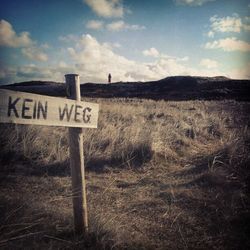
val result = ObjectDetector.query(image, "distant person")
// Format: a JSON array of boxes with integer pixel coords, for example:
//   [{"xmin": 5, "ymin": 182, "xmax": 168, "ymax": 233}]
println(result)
[{"xmin": 108, "ymin": 73, "xmax": 111, "ymax": 83}]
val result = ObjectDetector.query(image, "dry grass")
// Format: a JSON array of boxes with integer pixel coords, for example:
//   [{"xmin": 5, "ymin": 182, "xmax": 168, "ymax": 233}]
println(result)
[{"xmin": 0, "ymin": 98, "xmax": 249, "ymax": 249}]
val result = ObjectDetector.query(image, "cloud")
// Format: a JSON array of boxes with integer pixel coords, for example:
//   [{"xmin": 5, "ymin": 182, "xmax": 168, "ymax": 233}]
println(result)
[
  {"xmin": 86, "ymin": 20, "xmax": 104, "ymax": 30},
  {"xmin": 68, "ymin": 34, "xmax": 164, "ymax": 82},
  {"xmin": 21, "ymin": 47, "xmax": 48, "ymax": 62},
  {"xmin": 200, "ymin": 58, "xmax": 218, "ymax": 69},
  {"xmin": 65, "ymin": 34, "xmax": 224, "ymax": 82},
  {"xmin": 16, "ymin": 65, "xmax": 52, "ymax": 79},
  {"xmin": 174, "ymin": 0, "xmax": 215, "ymax": 6},
  {"xmin": 205, "ymin": 37, "xmax": 250, "ymax": 52},
  {"xmin": 0, "ymin": 63, "xmax": 76, "ymax": 85},
  {"xmin": 66, "ymin": 34, "xmax": 139, "ymax": 82},
  {"xmin": 41, "ymin": 43, "xmax": 50, "ymax": 49},
  {"xmin": 84, "ymin": 0, "xmax": 123, "ymax": 18},
  {"xmin": 0, "ymin": 19, "xmax": 48, "ymax": 62},
  {"xmin": 179, "ymin": 56, "xmax": 189, "ymax": 62},
  {"xmin": 143, "ymin": 47, "xmax": 160, "ymax": 57},
  {"xmin": 210, "ymin": 15, "xmax": 242, "ymax": 33},
  {"xmin": 143, "ymin": 48, "xmax": 189, "ymax": 62},
  {"xmin": 207, "ymin": 15, "xmax": 250, "ymax": 37},
  {"xmin": 85, "ymin": 19, "xmax": 145, "ymax": 32},
  {"xmin": 2, "ymin": 34, "xmax": 223, "ymax": 84},
  {"xmin": 207, "ymin": 31, "xmax": 215, "ymax": 38},
  {"xmin": 0, "ymin": 64, "xmax": 16, "ymax": 84},
  {"xmin": 106, "ymin": 20, "xmax": 145, "ymax": 31},
  {"xmin": 229, "ymin": 62, "xmax": 250, "ymax": 79},
  {"xmin": 106, "ymin": 21, "xmax": 127, "ymax": 31},
  {"xmin": 1, "ymin": 34, "xmax": 249, "ymax": 85},
  {"xmin": 0, "ymin": 19, "xmax": 33, "ymax": 47},
  {"xmin": 58, "ymin": 34, "xmax": 77, "ymax": 43},
  {"xmin": 243, "ymin": 17, "xmax": 250, "ymax": 31}
]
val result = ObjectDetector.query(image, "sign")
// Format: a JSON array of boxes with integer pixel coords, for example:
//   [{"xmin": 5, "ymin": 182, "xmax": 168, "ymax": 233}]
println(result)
[{"xmin": 0, "ymin": 89, "xmax": 99, "ymax": 128}]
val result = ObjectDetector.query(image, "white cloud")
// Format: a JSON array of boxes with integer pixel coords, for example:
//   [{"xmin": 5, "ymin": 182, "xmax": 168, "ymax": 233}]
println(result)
[
  {"xmin": 66, "ymin": 34, "xmax": 139, "ymax": 82},
  {"xmin": 207, "ymin": 15, "xmax": 250, "ymax": 37},
  {"xmin": 143, "ymin": 47, "xmax": 160, "ymax": 57},
  {"xmin": 3, "ymin": 34, "xmax": 222, "ymax": 84},
  {"xmin": 65, "ymin": 34, "xmax": 225, "ymax": 82},
  {"xmin": 41, "ymin": 43, "xmax": 50, "ymax": 49},
  {"xmin": 200, "ymin": 58, "xmax": 218, "ymax": 69},
  {"xmin": 0, "ymin": 64, "xmax": 16, "ymax": 83},
  {"xmin": 86, "ymin": 20, "xmax": 104, "ymax": 30},
  {"xmin": 84, "ymin": 19, "xmax": 145, "ymax": 32},
  {"xmin": 143, "ymin": 49, "xmax": 189, "ymax": 63},
  {"xmin": 209, "ymin": 15, "xmax": 242, "ymax": 33},
  {"xmin": 0, "ymin": 19, "xmax": 33, "ymax": 47},
  {"xmin": 113, "ymin": 42, "xmax": 122, "ymax": 48},
  {"xmin": 0, "ymin": 62, "xmax": 77, "ymax": 85},
  {"xmin": 21, "ymin": 47, "xmax": 48, "ymax": 62},
  {"xmin": 84, "ymin": 0, "xmax": 123, "ymax": 18},
  {"xmin": 243, "ymin": 17, "xmax": 250, "ymax": 31},
  {"xmin": 16, "ymin": 65, "xmax": 52, "ymax": 79},
  {"xmin": 106, "ymin": 20, "xmax": 145, "ymax": 31},
  {"xmin": 126, "ymin": 24, "xmax": 146, "ymax": 31},
  {"xmin": 1, "ymin": 34, "xmax": 249, "ymax": 85},
  {"xmin": 205, "ymin": 37, "xmax": 250, "ymax": 52},
  {"xmin": 106, "ymin": 20, "xmax": 124, "ymax": 31},
  {"xmin": 0, "ymin": 20, "xmax": 48, "ymax": 62},
  {"xmin": 179, "ymin": 56, "xmax": 189, "ymax": 62},
  {"xmin": 229, "ymin": 62, "xmax": 250, "ymax": 79},
  {"xmin": 207, "ymin": 31, "xmax": 215, "ymax": 38},
  {"xmin": 66, "ymin": 34, "xmax": 188, "ymax": 81},
  {"xmin": 174, "ymin": 0, "xmax": 215, "ymax": 6},
  {"xmin": 244, "ymin": 24, "xmax": 250, "ymax": 31},
  {"xmin": 59, "ymin": 34, "xmax": 77, "ymax": 42}
]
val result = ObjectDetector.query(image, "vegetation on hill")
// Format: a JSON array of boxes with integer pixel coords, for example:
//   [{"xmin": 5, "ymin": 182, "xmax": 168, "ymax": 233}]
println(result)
[{"xmin": 2, "ymin": 76, "xmax": 250, "ymax": 101}]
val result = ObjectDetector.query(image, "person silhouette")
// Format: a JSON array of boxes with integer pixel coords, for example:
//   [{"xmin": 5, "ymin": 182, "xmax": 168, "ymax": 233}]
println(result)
[{"xmin": 108, "ymin": 73, "xmax": 111, "ymax": 83}]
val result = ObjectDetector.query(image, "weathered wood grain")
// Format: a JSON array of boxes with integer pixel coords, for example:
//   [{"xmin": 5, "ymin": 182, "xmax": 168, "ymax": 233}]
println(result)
[
  {"xmin": 66, "ymin": 74, "xmax": 88, "ymax": 235},
  {"xmin": 0, "ymin": 89, "xmax": 99, "ymax": 128}
]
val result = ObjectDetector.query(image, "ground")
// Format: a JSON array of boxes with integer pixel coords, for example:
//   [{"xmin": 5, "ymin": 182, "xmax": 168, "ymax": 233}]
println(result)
[{"xmin": 0, "ymin": 98, "xmax": 249, "ymax": 249}]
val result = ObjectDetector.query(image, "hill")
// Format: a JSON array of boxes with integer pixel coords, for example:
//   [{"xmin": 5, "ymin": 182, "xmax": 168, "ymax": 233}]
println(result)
[{"xmin": 1, "ymin": 76, "xmax": 250, "ymax": 101}]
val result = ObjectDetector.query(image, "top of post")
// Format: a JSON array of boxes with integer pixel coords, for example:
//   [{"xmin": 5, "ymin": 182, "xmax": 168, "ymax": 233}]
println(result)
[
  {"xmin": 65, "ymin": 74, "xmax": 79, "ymax": 77},
  {"xmin": 65, "ymin": 74, "xmax": 79, "ymax": 80},
  {"xmin": 65, "ymin": 74, "xmax": 81, "ymax": 101}
]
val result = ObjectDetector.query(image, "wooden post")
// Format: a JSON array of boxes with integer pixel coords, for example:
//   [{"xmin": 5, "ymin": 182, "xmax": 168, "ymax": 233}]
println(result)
[{"xmin": 65, "ymin": 74, "xmax": 88, "ymax": 234}]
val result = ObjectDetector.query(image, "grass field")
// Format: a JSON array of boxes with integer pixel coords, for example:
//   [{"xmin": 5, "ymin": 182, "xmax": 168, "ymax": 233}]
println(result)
[{"xmin": 0, "ymin": 97, "xmax": 249, "ymax": 249}]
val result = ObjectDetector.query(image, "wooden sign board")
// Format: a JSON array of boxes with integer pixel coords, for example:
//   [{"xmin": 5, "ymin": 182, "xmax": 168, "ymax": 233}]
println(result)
[{"xmin": 0, "ymin": 89, "xmax": 99, "ymax": 128}]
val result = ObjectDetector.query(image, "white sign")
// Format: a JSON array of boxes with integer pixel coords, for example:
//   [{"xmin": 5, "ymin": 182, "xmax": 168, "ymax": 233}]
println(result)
[{"xmin": 0, "ymin": 89, "xmax": 99, "ymax": 128}]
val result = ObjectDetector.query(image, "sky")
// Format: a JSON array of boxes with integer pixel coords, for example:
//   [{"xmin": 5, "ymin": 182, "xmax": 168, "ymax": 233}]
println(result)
[{"xmin": 0, "ymin": 0, "xmax": 250, "ymax": 85}]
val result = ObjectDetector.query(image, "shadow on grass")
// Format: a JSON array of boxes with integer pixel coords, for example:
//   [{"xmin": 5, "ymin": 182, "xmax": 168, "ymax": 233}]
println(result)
[
  {"xmin": 0, "ymin": 158, "xmax": 71, "ymax": 177},
  {"xmin": 170, "ymin": 153, "xmax": 250, "ymax": 249},
  {"xmin": 172, "ymin": 191, "xmax": 250, "ymax": 250},
  {"xmin": 120, "ymin": 149, "xmax": 250, "ymax": 249},
  {"xmin": 174, "ymin": 149, "xmax": 230, "ymax": 177},
  {"xmin": 86, "ymin": 143, "xmax": 153, "ymax": 173},
  {"xmin": 33, "ymin": 160, "xmax": 71, "ymax": 177},
  {"xmin": 0, "ymin": 195, "xmax": 147, "ymax": 250},
  {"xmin": 0, "ymin": 142, "xmax": 153, "ymax": 177}
]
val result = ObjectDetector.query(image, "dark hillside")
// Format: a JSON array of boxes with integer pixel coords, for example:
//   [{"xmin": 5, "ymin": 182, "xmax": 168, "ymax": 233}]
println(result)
[
  {"xmin": 80, "ymin": 76, "xmax": 250, "ymax": 101},
  {"xmin": 1, "ymin": 76, "xmax": 250, "ymax": 101}
]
